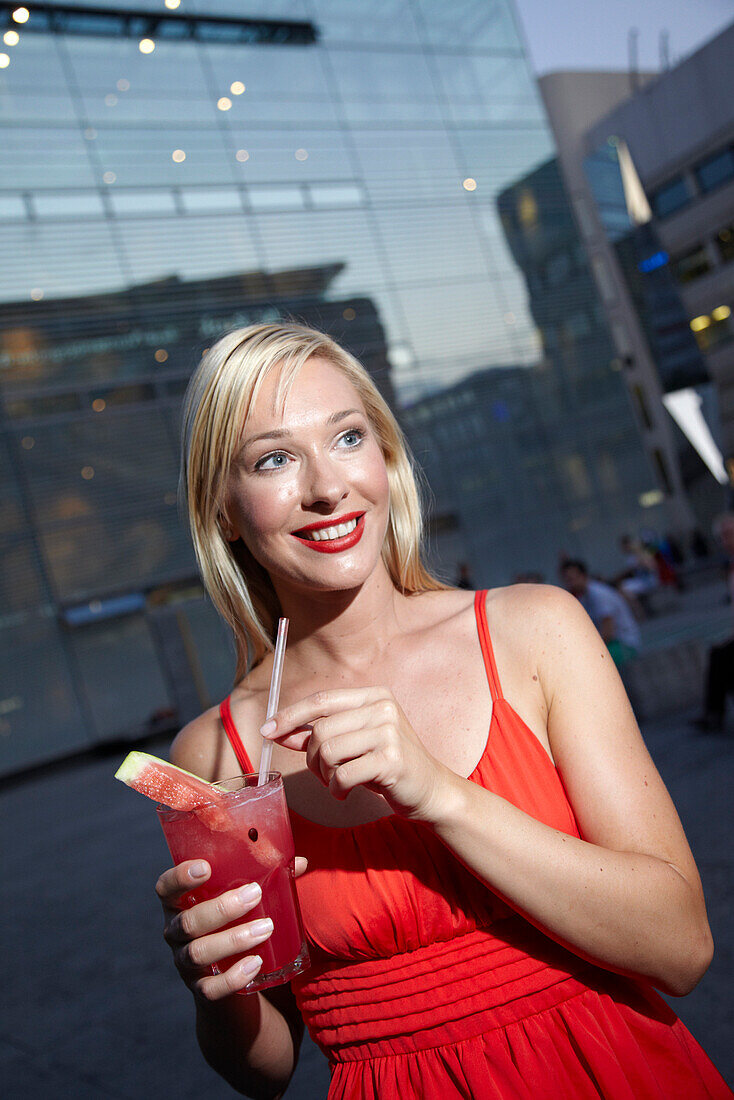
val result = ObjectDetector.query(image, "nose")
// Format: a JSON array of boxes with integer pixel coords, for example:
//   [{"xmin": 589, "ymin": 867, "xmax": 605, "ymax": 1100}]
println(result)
[{"xmin": 302, "ymin": 451, "xmax": 348, "ymax": 511}]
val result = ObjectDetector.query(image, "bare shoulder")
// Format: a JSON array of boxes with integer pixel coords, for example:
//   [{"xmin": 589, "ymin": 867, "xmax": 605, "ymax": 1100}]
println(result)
[{"xmin": 170, "ymin": 683, "xmax": 265, "ymax": 782}]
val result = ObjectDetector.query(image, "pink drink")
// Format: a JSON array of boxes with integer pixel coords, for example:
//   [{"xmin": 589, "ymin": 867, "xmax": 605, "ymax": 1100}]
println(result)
[{"xmin": 157, "ymin": 773, "xmax": 309, "ymax": 993}]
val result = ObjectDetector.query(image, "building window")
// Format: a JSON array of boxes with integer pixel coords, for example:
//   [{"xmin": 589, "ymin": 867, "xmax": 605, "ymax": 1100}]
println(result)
[
  {"xmin": 673, "ymin": 244, "xmax": 711, "ymax": 284},
  {"xmin": 650, "ymin": 176, "xmax": 690, "ymax": 219},
  {"xmin": 691, "ymin": 309, "xmax": 733, "ymax": 353},
  {"xmin": 694, "ymin": 146, "xmax": 734, "ymax": 194},
  {"xmin": 716, "ymin": 223, "xmax": 734, "ymax": 264}
]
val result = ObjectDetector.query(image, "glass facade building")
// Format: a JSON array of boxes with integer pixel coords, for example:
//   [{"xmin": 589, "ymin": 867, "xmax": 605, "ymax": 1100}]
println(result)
[{"xmin": 1, "ymin": 0, "xmax": 660, "ymax": 773}]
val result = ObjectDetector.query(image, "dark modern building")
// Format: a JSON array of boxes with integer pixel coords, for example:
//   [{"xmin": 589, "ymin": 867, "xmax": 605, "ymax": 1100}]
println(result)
[{"xmin": 0, "ymin": 0, "xmax": 664, "ymax": 773}]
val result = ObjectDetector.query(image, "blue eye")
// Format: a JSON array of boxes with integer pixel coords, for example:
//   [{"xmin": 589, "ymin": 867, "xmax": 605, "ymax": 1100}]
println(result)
[
  {"xmin": 255, "ymin": 451, "xmax": 289, "ymax": 471},
  {"xmin": 338, "ymin": 428, "xmax": 364, "ymax": 448}
]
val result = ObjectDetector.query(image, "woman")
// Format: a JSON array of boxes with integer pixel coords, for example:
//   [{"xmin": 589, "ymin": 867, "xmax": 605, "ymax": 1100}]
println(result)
[{"xmin": 156, "ymin": 322, "xmax": 730, "ymax": 1099}]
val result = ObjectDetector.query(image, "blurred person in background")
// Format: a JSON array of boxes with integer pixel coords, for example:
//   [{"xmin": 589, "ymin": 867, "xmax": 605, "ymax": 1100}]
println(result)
[
  {"xmin": 561, "ymin": 559, "xmax": 641, "ymax": 668},
  {"xmin": 615, "ymin": 535, "xmax": 659, "ymax": 618},
  {"xmin": 151, "ymin": 323, "xmax": 728, "ymax": 1099},
  {"xmin": 691, "ymin": 513, "xmax": 734, "ymax": 734}
]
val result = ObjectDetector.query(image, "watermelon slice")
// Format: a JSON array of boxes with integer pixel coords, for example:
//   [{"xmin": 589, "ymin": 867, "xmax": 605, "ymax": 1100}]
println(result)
[
  {"xmin": 114, "ymin": 750, "xmax": 234, "ymax": 830},
  {"xmin": 115, "ymin": 751, "xmax": 222, "ymax": 810}
]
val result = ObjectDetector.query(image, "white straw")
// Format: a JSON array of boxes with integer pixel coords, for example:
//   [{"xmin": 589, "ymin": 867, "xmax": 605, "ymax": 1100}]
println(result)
[{"xmin": 258, "ymin": 617, "xmax": 289, "ymax": 785}]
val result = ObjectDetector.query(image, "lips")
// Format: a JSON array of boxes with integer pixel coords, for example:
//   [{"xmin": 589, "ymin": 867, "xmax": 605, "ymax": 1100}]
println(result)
[{"xmin": 291, "ymin": 512, "xmax": 366, "ymax": 554}]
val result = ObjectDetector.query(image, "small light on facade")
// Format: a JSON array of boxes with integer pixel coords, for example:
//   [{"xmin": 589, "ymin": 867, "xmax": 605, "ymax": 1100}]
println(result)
[
  {"xmin": 30, "ymin": 287, "xmax": 44, "ymax": 300},
  {"xmin": 154, "ymin": 348, "xmax": 169, "ymax": 362},
  {"xmin": 21, "ymin": 436, "xmax": 34, "ymax": 450},
  {"xmin": 116, "ymin": 78, "xmax": 130, "ymax": 92},
  {"xmin": 12, "ymin": 8, "xmax": 29, "ymax": 24},
  {"xmin": 295, "ymin": 148, "xmax": 308, "ymax": 161},
  {"xmin": 139, "ymin": 38, "xmax": 155, "ymax": 54},
  {"xmin": 4, "ymin": 30, "xmax": 20, "ymax": 46},
  {"xmin": 235, "ymin": 148, "xmax": 249, "ymax": 162},
  {"xmin": 0, "ymin": 53, "xmax": 10, "ymax": 68},
  {"xmin": 81, "ymin": 466, "xmax": 95, "ymax": 480},
  {"xmin": 711, "ymin": 305, "xmax": 731, "ymax": 322},
  {"xmin": 230, "ymin": 81, "xmax": 245, "ymax": 95},
  {"xmin": 92, "ymin": 398, "xmax": 106, "ymax": 412},
  {"xmin": 639, "ymin": 489, "xmax": 664, "ymax": 508},
  {"xmin": 102, "ymin": 171, "xmax": 116, "ymax": 184},
  {"xmin": 217, "ymin": 96, "xmax": 232, "ymax": 111},
  {"xmin": 164, "ymin": 0, "xmax": 181, "ymax": 9},
  {"xmin": 84, "ymin": 127, "xmax": 97, "ymax": 140},
  {"xmin": 690, "ymin": 315, "xmax": 711, "ymax": 332},
  {"xmin": 462, "ymin": 178, "xmax": 477, "ymax": 192},
  {"xmin": 104, "ymin": 93, "xmax": 118, "ymax": 107},
  {"xmin": 171, "ymin": 149, "xmax": 186, "ymax": 162},
  {"xmin": 342, "ymin": 307, "xmax": 356, "ymax": 321}
]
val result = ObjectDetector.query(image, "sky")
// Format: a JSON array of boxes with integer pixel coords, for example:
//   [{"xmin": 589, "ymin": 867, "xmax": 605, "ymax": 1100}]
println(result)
[{"xmin": 513, "ymin": 0, "xmax": 734, "ymax": 77}]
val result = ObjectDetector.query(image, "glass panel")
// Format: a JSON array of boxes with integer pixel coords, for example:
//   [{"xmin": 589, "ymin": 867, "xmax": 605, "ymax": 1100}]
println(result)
[
  {"xmin": 0, "ymin": 195, "xmax": 29, "ymax": 221},
  {"xmin": 313, "ymin": 0, "xmax": 420, "ymax": 44},
  {"xmin": 0, "ymin": 616, "xmax": 89, "ymax": 775},
  {"xmin": 0, "ymin": 220, "xmax": 126, "ymax": 303},
  {"xmin": 68, "ymin": 613, "xmax": 174, "ymax": 739},
  {"xmin": 434, "ymin": 53, "xmax": 544, "ymax": 124},
  {"xmin": 329, "ymin": 48, "xmax": 442, "ymax": 123},
  {"xmin": 650, "ymin": 176, "xmax": 690, "ymax": 219},
  {"xmin": 109, "ymin": 189, "xmax": 178, "ymax": 216},
  {"xmin": 32, "ymin": 192, "xmax": 106, "ymax": 219},
  {"xmin": 180, "ymin": 187, "xmax": 243, "ymax": 213},
  {"xmin": 673, "ymin": 245, "xmax": 711, "ymax": 284},
  {"xmin": 694, "ymin": 146, "xmax": 734, "ymax": 194},
  {"xmin": 414, "ymin": 0, "xmax": 522, "ymax": 50}
]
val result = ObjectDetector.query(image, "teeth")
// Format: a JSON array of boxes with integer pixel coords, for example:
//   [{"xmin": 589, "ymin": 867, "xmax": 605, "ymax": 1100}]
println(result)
[{"xmin": 302, "ymin": 517, "xmax": 359, "ymax": 541}]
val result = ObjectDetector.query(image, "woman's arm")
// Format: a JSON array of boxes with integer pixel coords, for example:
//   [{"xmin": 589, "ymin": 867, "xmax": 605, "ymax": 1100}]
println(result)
[
  {"xmin": 426, "ymin": 585, "xmax": 713, "ymax": 996},
  {"xmin": 160, "ymin": 714, "xmax": 304, "ymax": 1099}
]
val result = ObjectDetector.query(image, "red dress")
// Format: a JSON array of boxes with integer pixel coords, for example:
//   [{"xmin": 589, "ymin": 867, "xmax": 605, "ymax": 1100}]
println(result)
[{"xmin": 219, "ymin": 592, "xmax": 731, "ymax": 1098}]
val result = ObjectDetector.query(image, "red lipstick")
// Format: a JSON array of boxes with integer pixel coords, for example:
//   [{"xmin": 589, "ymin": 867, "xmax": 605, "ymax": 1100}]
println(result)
[{"xmin": 291, "ymin": 512, "xmax": 365, "ymax": 554}]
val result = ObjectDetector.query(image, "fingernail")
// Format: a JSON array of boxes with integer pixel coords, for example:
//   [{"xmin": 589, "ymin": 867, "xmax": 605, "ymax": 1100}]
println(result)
[
  {"xmin": 250, "ymin": 917, "xmax": 273, "ymax": 937},
  {"xmin": 237, "ymin": 882, "xmax": 262, "ymax": 905},
  {"xmin": 260, "ymin": 719, "xmax": 276, "ymax": 737},
  {"xmin": 241, "ymin": 954, "xmax": 262, "ymax": 977},
  {"xmin": 189, "ymin": 861, "xmax": 208, "ymax": 880}
]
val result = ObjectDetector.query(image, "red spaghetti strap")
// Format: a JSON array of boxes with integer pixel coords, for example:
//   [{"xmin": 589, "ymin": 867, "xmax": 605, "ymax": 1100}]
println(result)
[
  {"xmin": 473, "ymin": 590, "xmax": 504, "ymax": 702},
  {"xmin": 219, "ymin": 695, "xmax": 255, "ymax": 774}
]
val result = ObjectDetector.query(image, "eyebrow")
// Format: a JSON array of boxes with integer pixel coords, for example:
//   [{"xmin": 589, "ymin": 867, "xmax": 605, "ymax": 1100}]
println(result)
[{"xmin": 239, "ymin": 408, "xmax": 364, "ymax": 452}]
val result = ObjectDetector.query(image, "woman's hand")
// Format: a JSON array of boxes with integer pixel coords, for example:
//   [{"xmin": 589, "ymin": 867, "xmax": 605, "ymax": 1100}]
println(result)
[
  {"xmin": 261, "ymin": 687, "xmax": 454, "ymax": 822},
  {"xmin": 155, "ymin": 856, "xmax": 308, "ymax": 1002}
]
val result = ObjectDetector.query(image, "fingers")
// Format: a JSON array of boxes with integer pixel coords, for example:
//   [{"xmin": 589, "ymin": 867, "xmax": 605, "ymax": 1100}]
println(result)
[
  {"xmin": 156, "ymin": 859, "xmax": 210, "ymax": 914},
  {"xmin": 192, "ymin": 953, "xmax": 264, "ymax": 1002},
  {"xmin": 261, "ymin": 686, "xmax": 386, "ymax": 748},
  {"xmin": 164, "ymin": 881, "xmax": 263, "ymax": 946},
  {"xmin": 306, "ymin": 726, "xmax": 377, "ymax": 786},
  {"xmin": 175, "ymin": 912, "xmax": 274, "ymax": 974}
]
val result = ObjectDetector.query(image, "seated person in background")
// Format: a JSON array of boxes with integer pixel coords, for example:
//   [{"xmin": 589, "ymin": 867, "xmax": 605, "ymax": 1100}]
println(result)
[{"xmin": 561, "ymin": 559, "xmax": 641, "ymax": 667}]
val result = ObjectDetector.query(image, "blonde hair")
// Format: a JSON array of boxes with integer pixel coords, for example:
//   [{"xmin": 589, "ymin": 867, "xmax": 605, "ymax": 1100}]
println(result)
[{"xmin": 180, "ymin": 321, "xmax": 445, "ymax": 681}]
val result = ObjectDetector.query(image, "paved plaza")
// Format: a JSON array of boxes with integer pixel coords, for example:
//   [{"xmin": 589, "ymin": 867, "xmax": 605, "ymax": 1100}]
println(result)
[{"xmin": 3, "ymin": 582, "xmax": 733, "ymax": 1097}]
